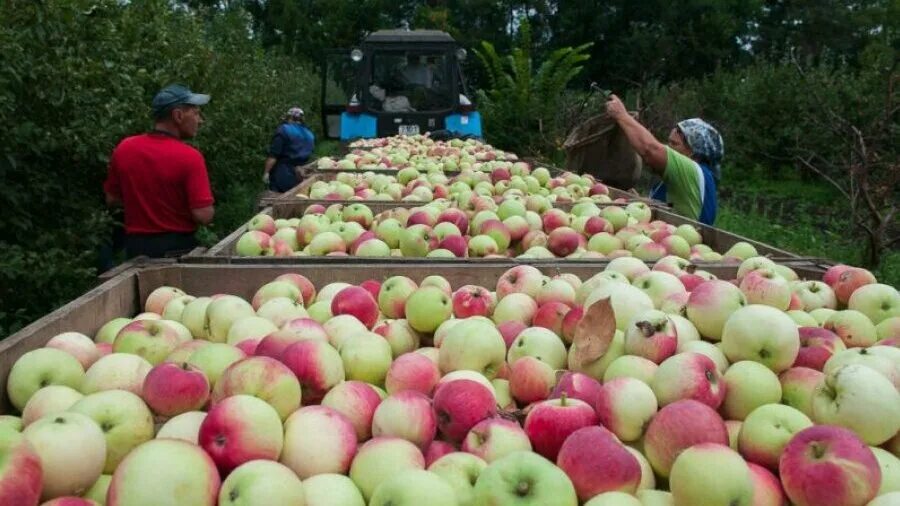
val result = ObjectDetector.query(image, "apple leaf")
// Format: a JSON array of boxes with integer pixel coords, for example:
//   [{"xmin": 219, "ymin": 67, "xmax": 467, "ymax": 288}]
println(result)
[{"xmin": 572, "ymin": 296, "xmax": 616, "ymax": 368}]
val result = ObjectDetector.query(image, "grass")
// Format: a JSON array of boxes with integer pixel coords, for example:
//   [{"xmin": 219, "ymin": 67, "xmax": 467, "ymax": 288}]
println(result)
[{"xmin": 713, "ymin": 166, "xmax": 899, "ymax": 286}]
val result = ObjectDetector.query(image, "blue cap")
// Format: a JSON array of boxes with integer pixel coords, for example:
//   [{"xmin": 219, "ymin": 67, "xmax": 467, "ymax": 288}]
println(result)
[{"xmin": 151, "ymin": 84, "xmax": 210, "ymax": 117}]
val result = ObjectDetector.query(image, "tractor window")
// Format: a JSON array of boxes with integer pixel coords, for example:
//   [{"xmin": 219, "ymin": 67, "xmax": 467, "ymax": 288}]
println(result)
[{"xmin": 368, "ymin": 51, "xmax": 454, "ymax": 112}]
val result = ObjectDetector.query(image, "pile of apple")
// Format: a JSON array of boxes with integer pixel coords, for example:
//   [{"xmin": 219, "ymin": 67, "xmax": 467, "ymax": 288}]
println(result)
[
  {"xmin": 2, "ymin": 259, "xmax": 899, "ymax": 505},
  {"xmin": 236, "ymin": 197, "xmax": 760, "ymax": 261},
  {"xmin": 301, "ymin": 167, "xmax": 618, "ymax": 205},
  {"xmin": 327, "ymin": 135, "xmax": 517, "ymax": 172}
]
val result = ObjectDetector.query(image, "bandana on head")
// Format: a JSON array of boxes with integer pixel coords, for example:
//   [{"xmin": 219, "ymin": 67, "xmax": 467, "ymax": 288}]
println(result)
[{"xmin": 677, "ymin": 118, "xmax": 724, "ymax": 182}]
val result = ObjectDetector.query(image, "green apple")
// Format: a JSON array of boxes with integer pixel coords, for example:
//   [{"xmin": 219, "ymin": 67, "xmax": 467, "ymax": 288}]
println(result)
[
  {"xmin": 369, "ymin": 469, "xmax": 457, "ymax": 506},
  {"xmin": 428, "ymin": 452, "xmax": 487, "ymax": 505},
  {"xmin": 848, "ymin": 283, "xmax": 899, "ymax": 324},
  {"xmin": 568, "ymin": 330, "xmax": 625, "ymax": 381},
  {"xmin": 219, "ymin": 460, "xmax": 304, "ymax": 506},
  {"xmin": 69, "ymin": 389, "xmax": 155, "ymax": 473},
  {"xmin": 472, "ymin": 451, "xmax": 577, "ymax": 506},
  {"xmin": 721, "ymin": 305, "xmax": 799, "ymax": 373},
  {"xmin": 95, "ymin": 317, "xmax": 133, "ymax": 344},
  {"xmin": 0, "ymin": 415, "xmax": 22, "ymax": 432},
  {"xmin": 636, "ymin": 490, "xmax": 674, "ymax": 506},
  {"xmin": 738, "ymin": 403, "xmax": 812, "ymax": 469},
  {"xmin": 156, "ymin": 411, "xmax": 207, "ymax": 444},
  {"xmin": 812, "ymin": 364, "xmax": 900, "ymax": 445},
  {"xmin": 405, "ymin": 286, "xmax": 453, "ymax": 333},
  {"xmin": 378, "ymin": 276, "xmax": 419, "ymax": 319},
  {"xmin": 339, "ymin": 332, "xmax": 393, "ymax": 386},
  {"xmin": 255, "ymin": 297, "xmax": 308, "ymax": 329},
  {"xmin": 872, "ymin": 447, "xmax": 900, "ymax": 495},
  {"xmin": 721, "ymin": 361, "xmax": 782, "ymax": 420},
  {"xmin": 350, "ymin": 437, "xmax": 426, "ymax": 501},
  {"xmin": 21, "ymin": 385, "xmax": 83, "ymax": 427},
  {"xmin": 583, "ymin": 492, "xmax": 642, "ymax": 506},
  {"xmin": 7, "ymin": 348, "xmax": 85, "ymax": 411},
  {"xmin": 113, "ymin": 319, "xmax": 190, "ymax": 365},
  {"xmin": 206, "ymin": 295, "xmax": 256, "ymax": 343},
  {"xmin": 186, "ymin": 343, "xmax": 245, "ymax": 389},
  {"xmin": 584, "ymin": 282, "xmax": 654, "ymax": 331},
  {"xmin": 107, "ymin": 438, "xmax": 220, "ymax": 505},
  {"xmin": 303, "ymin": 473, "xmax": 365, "ymax": 506},
  {"xmin": 626, "ymin": 446, "xmax": 656, "ymax": 491},
  {"xmin": 508, "ymin": 327, "xmax": 568, "ymax": 370},
  {"xmin": 24, "ymin": 412, "xmax": 106, "ymax": 500},
  {"xmin": 669, "ymin": 443, "xmax": 753, "ymax": 506},
  {"xmin": 439, "ymin": 319, "xmax": 507, "ymax": 379},
  {"xmin": 82, "ymin": 474, "xmax": 112, "ymax": 503},
  {"xmin": 0, "ymin": 426, "xmax": 42, "ymax": 504}
]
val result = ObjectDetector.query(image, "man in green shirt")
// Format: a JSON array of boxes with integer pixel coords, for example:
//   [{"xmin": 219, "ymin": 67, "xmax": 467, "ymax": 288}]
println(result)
[{"xmin": 605, "ymin": 95, "xmax": 723, "ymax": 225}]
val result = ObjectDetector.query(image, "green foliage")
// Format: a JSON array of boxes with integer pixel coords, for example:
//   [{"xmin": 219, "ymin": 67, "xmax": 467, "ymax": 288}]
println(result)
[
  {"xmin": 0, "ymin": 0, "xmax": 318, "ymax": 337},
  {"xmin": 475, "ymin": 22, "xmax": 592, "ymax": 156}
]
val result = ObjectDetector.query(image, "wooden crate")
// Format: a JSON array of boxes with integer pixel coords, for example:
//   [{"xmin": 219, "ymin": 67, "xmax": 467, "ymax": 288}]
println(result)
[
  {"xmin": 189, "ymin": 200, "xmax": 805, "ymax": 262},
  {"xmin": 0, "ymin": 261, "xmax": 827, "ymax": 413}
]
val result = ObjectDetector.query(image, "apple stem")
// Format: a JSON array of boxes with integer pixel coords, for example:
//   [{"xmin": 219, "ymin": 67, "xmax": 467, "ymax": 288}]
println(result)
[{"xmin": 560, "ymin": 392, "xmax": 568, "ymax": 407}]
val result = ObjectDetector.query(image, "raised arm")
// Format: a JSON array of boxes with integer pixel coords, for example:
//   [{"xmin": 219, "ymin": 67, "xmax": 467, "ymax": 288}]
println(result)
[{"xmin": 605, "ymin": 95, "xmax": 668, "ymax": 175}]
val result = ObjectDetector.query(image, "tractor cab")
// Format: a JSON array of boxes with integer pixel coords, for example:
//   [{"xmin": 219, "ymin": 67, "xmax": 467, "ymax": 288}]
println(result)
[{"xmin": 321, "ymin": 29, "xmax": 482, "ymax": 142}]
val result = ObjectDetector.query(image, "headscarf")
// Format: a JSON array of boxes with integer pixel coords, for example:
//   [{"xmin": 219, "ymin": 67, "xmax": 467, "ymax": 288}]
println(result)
[
  {"xmin": 285, "ymin": 107, "xmax": 304, "ymax": 122},
  {"xmin": 676, "ymin": 118, "xmax": 724, "ymax": 182}
]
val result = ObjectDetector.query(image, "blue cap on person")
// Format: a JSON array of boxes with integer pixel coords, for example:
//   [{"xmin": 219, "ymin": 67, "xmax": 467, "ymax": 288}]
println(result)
[{"xmin": 151, "ymin": 84, "xmax": 210, "ymax": 117}]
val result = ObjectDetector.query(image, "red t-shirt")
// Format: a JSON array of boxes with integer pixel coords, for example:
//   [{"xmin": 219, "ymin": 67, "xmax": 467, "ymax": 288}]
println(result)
[{"xmin": 104, "ymin": 132, "xmax": 214, "ymax": 234}]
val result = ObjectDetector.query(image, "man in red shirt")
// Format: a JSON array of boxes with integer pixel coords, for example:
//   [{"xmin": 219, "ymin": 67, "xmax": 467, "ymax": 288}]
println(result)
[{"xmin": 104, "ymin": 84, "xmax": 215, "ymax": 258}]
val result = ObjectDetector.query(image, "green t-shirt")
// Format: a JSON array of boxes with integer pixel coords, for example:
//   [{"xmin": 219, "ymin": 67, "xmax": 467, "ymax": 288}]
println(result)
[{"xmin": 662, "ymin": 146, "xmax": 703, "ymax": 220}]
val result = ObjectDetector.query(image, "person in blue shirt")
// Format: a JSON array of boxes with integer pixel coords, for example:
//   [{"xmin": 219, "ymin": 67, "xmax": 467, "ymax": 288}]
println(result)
[
  {"xmin": 606, "ymin": 95, "xmax": 723, "ymax": 225},
  {"xmin": 263, "ymin": 107, "xmax": 315, "ymax": 192}
]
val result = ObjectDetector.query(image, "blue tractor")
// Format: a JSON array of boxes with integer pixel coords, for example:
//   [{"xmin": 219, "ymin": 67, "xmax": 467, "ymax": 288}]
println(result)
[{"xmin": 321, "ymin": 29, "xmax": 482, "ymax": 142}]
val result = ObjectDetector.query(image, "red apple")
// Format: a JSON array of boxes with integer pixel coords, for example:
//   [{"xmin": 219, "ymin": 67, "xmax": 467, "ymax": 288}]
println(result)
[
  {"xmin": 523, "ymin": 395, "xmax": 597, "ymax": 460},
  {"xmin": 320, "ymin": 380, "xmax": 383, "ymax": 441},
  {"xmin": 509, "ymin": 356, "xmax": 556, "ymax": 405},
  {"xmin": 779, "ymin": 425, "xmax": 880, "ymax": 506},
  {"xmin": 424, "ymin": 440, "xmax": 457, "ymax": 467},
  {"xmin": 794, "ymin": 327, "xmax": 846, "ymax": 370},
  {"xmin": 832, "ymin": 267, "xmax": 876, "ymax": 305},
  {"xmin": 274, "ymin": 273, "xmax": 316, "ymax": 305},
  {"xmin": 331, "ymin": 286, "xmax": 379, "ymax": 329},
  {"xmin": 198, "ymin": 395, "xmax": 283, "ymax": 475},
  {"xmin": 433, "ymin": 379, "xmax": 497, "ymax": 443},
  {"xmin": 556, "ymin": 426, "xmax": 641, "ymax": 501},
  {"xmin": 747, "ymin": 462, "xmax": 788, "ymax": 506},
  {"xmin": 280, "ymin": 339, "xmax": 345, "ymax": 404},
  {"xmin": 651, "ymin": 352, "xmax": 726, "ymax": 409},
  {"xmin": 438, "ymin": 235, "xmax": 468, "ymax": 257},
  {"xmin": 643, "ymin": 399, "xmax": 729, "ymax": 477},
  {"xmin": 360, "ymin": 279, "xmax": 382, "ymax": 301},
  {"xmin": 462, "ymin": 417, "xmax": 532, "ymax": 463},
  {"xmin": 532, "ymin": 302, "xmax": 571, "ymax": 337},
  {"xmin": 497, "ymin": 321, "xmax": 527, "ymax": 349},
  {"xmin": 371, "ymin": 391, "xmax": 437, "ymax": 450},
  {"xmin": 561, "ymin": 306, "xmax": 584, "ymax": 344},
  {"xmin": 550, "ymin": 371, "xmax": 603, "ymax": 409},
  {"xmin": 141, "ymin": 362, "xmax": 210, "ymax": 417},
  {"xmin": 452, "ymin": 285, "xmax": 495, "ymax": 318},
  {"xmin": 385, "ymin": 352, "xmax": 441, "ymax": 396}
]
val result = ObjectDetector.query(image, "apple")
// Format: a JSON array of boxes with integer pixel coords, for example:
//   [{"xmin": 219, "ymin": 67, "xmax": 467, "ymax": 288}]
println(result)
[
  {"xmin": 212, "ymin": 356, "xmax": 302, "ymax": 421},
  {"xmin": 496, "ymin": 265, "xmax": 544, "ymax": 299},
  {"xmin": 7, "ymin": 348, "xmax": 85, "ymax": 411},
  {"xmin": 225, "ymin": 316, "xmax": 279, "ymax": 345},
  {"xmin": 532, "ymin": 302, "xmax": 571, "ymax": 338},
  {"xmin": 439, "ymin": 318, "xmax": 507, "ymax": 379},
  {"xmin": 45, "ymin": 332, "xmax": 102, "ymax": 370},
  {"xmin": 424, "ymin": 440, "xmax": 456, "ymax": 467},
  {"xmin": 82, "ymin": 353, "xmax": 151, "ymax": 396},
  {"xmin": 331, "ymin": 286, "xmax": 379, "ymax": 329},
  {"xmin": 792, "ymin": 281, "xmax": 837, "ymax": 311},
  {"xmin": 812, "ymin": 364, "xmax": 900, "ymax": 445},
  {"xmin": 302, "ymin": 473, "xmax": 365, "ymax": 506},
  {"xmin": 94, "ymin": 318, "xmax": 132, "ymax": 344},
  {"xmin": 218, "ymin": 460, "xmax": 304, "ymax": 506},
  {"xmin": 251, "ymin": 281, "xmax": 302, "ymax": 311},
  {"xmin": 721, "ymin": 304, "xmax": 799, "ymax": 373},
  {"xmin": 871, "ymin": 447, "xmax": 900, "ymax": 496},
  {"xmin": 198, "ymin": 394, "xmax": 283, "ymax": 475},
  {"xmin": 832, "ymin": 267, "xmax": 876, "ymax": 305},
  {"xmin": 206, "ymin": 295, "xmax": 256, "ymax": 343},
  {"xmin": 21, "ymin": 385, "xmax": 83, "ymax": 427},
  {"xmin": 652, "ymin": 352, "xmax": 725, "ymax": 408},
  {"xmin": 779, "ymin": 366, "xmax": 825, "ymax": 418},
  {"xmin": 185, "ymin": 343, "xmax": 245, "ymax": 389},
  {"xmin": 557, "ymin": 426, "xmax": 641, "ymax": 500},
  {"xmin": 669, "ymin": 443, "xmax": 754, "ymax": 506},
  {"xmin": 0, "ymin": 427, "xmax": 42, "ymax": 505},
  {"xmin": 349, "ymin": 437, "xmax": 426, "ymax": 501},
  {"xmin": 595, "ymin": 377, "xmax": 658, "ymax": 442},
  {"xmin": 603, "ymin": 355, "xmax": 658, "ymax": 385},
  {"xmin": 112, "ymin": 319, "xmax": 188, "ymax": 365},
  {"xmin": 685, "ymin": 280, "xmax": 747, "ymax": 341},
  {"xmin": 738, "ymin": 403, "xmax": 813, "ymax": 470},
  {"xmin": 452, "ymin": 285, "xmax": 495, "ymax": 318},
  {"xmin": 779, "ymin": 425, "xmax": 880, "ymax": 506},
  {"xmin": 368, "ymin": 470, "xmax": 457, "ymax": 506},
  {"xmin": 24, "ymin": 412, "xmax": 106, "ymax": 501},
  {"xmin": 824, "ymin": 310, "xmax": 878, "ymax": 348},
  {"xmin": 321, "ymin": 380, "xmax": 383, "ymax": 440},
  {"xmin": 623, "ymin": 310, "xmax": 678, "ymax": 364},
  {"xmin": 141, "ymin": 362, "xmax": 209, "ymax": 417},
  {"xmin": 876, "ymin": 316, "xmax": 900, "ymax": 340},
  {"xmin": 635, "ymin": 490, "xmax": 673, "ymax": 506},
  {"xmin": 568, "ymin": 329, "xmax": 626, "ymax": 381},
  {"xmin": 405, "ymin": 286, "xmax": 453, "ymax": 333},
  {"xmin": 493, "ymin": 293, "xmax": 539, "ymax": 326},
  {"xmin": 399, "ymin": 224, "xmax": 437, "ymax": 257},
  {"xmin": 508, "ymin": 327, "xmax": 567, "ymax": 370},
  {"xmin": 280, "ymin": 405, "xmax": 358, "ymax": 478},
  {"xmin": 462, "ymin": 417, "xmax": 532, "ymax": 463},
  {"xmin": 279, "ymin": 339, "xmax": 343, "ymax": 402},
  {"xmin": 643, "ymin": 399, "xmax": 729, "ymax": 477},
  {"xmin": 584, "ymin": 282, "xmax": 654, "ymax": 331},
  {"xmin": 373, "ymin": 319, "xmax": 422, "ymax": 358},
  {"xmin": 721, "ymin": 360, "xmax": 782, "ymax": 420},
  {"xmin": 823, "ymin": 346, "xmax": 900, "ymax": 388},
  {"xmin": 795, "ymin": 326, "xmax": 846, "ymax": 370},
  {"xmin": 338, "ymin": 331, "xmax": 393, "ymax": 386},
  {"xmin": 428, "ymin": 453, "xmax": 488, "ymax": 502},
  {"xmin": 155, "ymin": 411, "xmax": 206, "ymax": 444},
  {"xmin": 605, "ymin": 256, "xmax": 650, "ymax": 281},
  {"xmin": 371, "ymin": 391, "xmax": 437, "ymax": 449},
  {"xmin": 549, "ymin": 371, "xmax": 603, "ymax": 408},
  {"xmin": 523, "ymin": 396, "xmax": 597, "ymax": 460},
  {"xmin": 69, "ymin": 390, "xmax": 154, "ymax": 474},
  {"xmin": 473, "ymin": 450, "xmax": 577, "ymax": 506},
  {"xmin": 235, "ymin": 230, "xmax": 270, "ymax": 256},
  {"xmin": 323, "ymin": 315, "xmax": 369, "ymax": 349},
  {"xmin": 106, "ymin": 438, "xmax": 219, "ymax": 506},
  {"xmin": 377, "ymin": 276, "xmax": 418, "ymax": 319},
  {"xmin": 433, "ymin": 379, "xmax": 497, "ymax": 442},
  {"xmin": 632, "ymin": 271, "xmax": 686, "ymax": 309}
]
